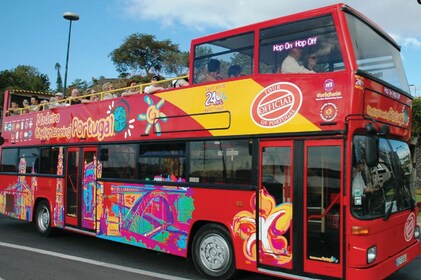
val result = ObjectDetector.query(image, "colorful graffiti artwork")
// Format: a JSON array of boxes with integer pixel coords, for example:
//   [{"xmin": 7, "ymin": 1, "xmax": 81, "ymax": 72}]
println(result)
[
  {"xmin": 233, "ymin": 187, "xmax": 292, "ymax": 265},
  {"xmin": 138, "ymin": 96, "xmax": 167, "ymax": 136},
  {"xmin": 105, "ymin": 99, "xmax": 136, "ymax": 139},
  {"xmin": 0, "ymin": 157, "xmax": 36, "ymax": 221},
  {"xmin": 95, "ymin": 182, "xmax": 194, "ymax": 257},
  {"xmin": 53, "ymin": 147, "xmax": 65, "ymax": 228},
  {"xmin": 81, "ymin": 154, "xmax": 99, "ymax": 229}
]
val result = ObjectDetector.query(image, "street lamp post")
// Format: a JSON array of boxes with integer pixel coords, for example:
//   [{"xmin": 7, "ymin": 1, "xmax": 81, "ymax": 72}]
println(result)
[
  {"xmin": 63, "ymin": 12, "xmax": 79, "ymax": 95},
  {"xmin": 409, "ymin": 84, "xmax": 417, "ymax": 97}
]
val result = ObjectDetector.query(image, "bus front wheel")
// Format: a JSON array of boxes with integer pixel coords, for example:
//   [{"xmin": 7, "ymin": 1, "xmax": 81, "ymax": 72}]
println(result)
[
  {"xmin": 192, "ymin": 224, "xmax": 237, "ymax": 280},
  {"xmin": 35, "ymin": 200, "xmax": 53, "ymax": 237}
]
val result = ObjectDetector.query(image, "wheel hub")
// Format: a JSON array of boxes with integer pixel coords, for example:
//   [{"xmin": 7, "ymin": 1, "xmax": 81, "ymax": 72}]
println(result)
[{"xmin": 200, "ymin": 234, "xmax": 229, "ymax": 272}]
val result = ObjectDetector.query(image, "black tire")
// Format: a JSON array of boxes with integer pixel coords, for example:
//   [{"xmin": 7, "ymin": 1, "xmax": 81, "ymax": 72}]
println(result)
[
  {"xmin": 192, "ymin": 224, "xmax": 237, "ymax": 280},
  {"xmin": 35, "ymin": 200, "xmax": 53, "ymax": 237}
]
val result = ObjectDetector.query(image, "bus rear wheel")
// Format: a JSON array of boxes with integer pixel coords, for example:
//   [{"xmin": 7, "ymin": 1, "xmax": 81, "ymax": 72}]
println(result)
[
  {"xmin": 35, "ymin": 200, "xmax": 53, "ymax": 237},
  {"xmin": 192, "ymin": 224, "xmax": 237, "ymax": 280}
]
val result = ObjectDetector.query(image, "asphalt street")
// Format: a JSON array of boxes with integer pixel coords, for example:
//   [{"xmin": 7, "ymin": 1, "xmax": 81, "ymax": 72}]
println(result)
[{"xmin": 0, "ymin": 214, "xmax": 420, "ymax": 280}]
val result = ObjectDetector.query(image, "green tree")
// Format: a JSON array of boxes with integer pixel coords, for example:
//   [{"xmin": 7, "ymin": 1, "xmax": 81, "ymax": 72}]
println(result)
[
  {"xmin": 0, "ymin": 65, "xmax": 50, "ymax": 107},
  {"xmin": 162, "ymin": 51, "xmax": 190, "ymax": 76},
  {"xmin": 109, "ymin": 33, "xmax": 180, "ymax": 77},
  {"xmin": 0, "ymin": 65, "xmax": 50, "ymax": 92},
  {"xmin": 412, "ymin": 97, "xmax": 421, "ymax": 140},
  {"xmin": 69, "ymin": 79, "xmax": 88, "ymax": 93},
  {"xmin": 192, "ymin": 45, "xmax": 213, "ymax": 83},
  {"xmin": 55, "ymin": 63, "xmax": 63, "ymax": 93},
  {"xmin": 230, "ymin": 52, "xmax": 252, "ymax": 76}
]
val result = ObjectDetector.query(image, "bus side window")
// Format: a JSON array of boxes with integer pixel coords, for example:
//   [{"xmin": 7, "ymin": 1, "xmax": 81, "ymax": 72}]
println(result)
[
  {"xmin": 100, "ymin": 148, "xmax": 109, "ymax": 161},
  {"xmin": 100, "ymin": 144, "xmax": 136, "ymax": 179},
  {"xmin": 0, "ymin": 148, "xmax": 18, "ymax": 172},
  {"xmin": 137, "ymin": 143, "xmax": 186, "ymax": 181},
  {"xmin": 19, "ymin": 148, "xmax": 40, "ymax": 173},
  {"xmin": 259, "ymin": 14, "xmax": 344, "ymax": 74},
  {"xmin": 189, "ymin": 140, "xmax": 252, "ymax": 185},
  {"xmin": 40, "ymin": 147, "xmax": 59, "ymax": 175},
  {"xmin": 193, "ymin": 32, "xmax": 254, "ymax": 84}
]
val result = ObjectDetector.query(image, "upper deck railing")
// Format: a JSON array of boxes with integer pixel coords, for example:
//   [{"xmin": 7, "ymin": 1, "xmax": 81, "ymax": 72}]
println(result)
[{"xmin": 3, "ymin": 75, "xmax": 188, "ymax": 117}]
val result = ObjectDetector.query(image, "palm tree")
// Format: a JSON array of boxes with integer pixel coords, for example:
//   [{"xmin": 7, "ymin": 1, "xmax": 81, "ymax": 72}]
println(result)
[{"xmin": 55, "ymin": 63, "xmax": 63, "ymax": 92}]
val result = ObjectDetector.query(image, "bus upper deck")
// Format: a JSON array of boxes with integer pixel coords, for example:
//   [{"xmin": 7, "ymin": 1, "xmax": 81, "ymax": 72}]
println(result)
[{"xmin": 1, "ymin": 4, "xmax": 412, "ymax": 148}]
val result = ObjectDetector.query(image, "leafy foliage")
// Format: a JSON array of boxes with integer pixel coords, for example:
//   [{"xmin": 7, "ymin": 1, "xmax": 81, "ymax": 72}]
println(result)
[
  {"xmin": 192, "ymin": 45, "xmax": 213, "ymax": 83},
  {"xmin": 193, "ymin": 45, "xmax": 213, "ymax": 71},
  {"xmin": 0, "ymin": 65, "xmax": 50, "ymax": 92},
  {"xmin": 69, "ymin": 79, "xmax": 88, "ymax": 93},
  {"xmin": 230, "ymin": 53, "xmax": 252, "ymax": 76},
  {"xmin": 55, "ymin": 63, "xmax": 63, "ymax": 93},
  {"xmin": 412, "ymin": 97, "xmax": 421, "ymax": 137},
  {"xmin": 109, "ymin": 33, "xmax": 181, "ymax": 77},
  {"xmin": 162, "ymin": 51, "xmax": 190, "ymax": 76},
  {"xmin": 0, "ymin": 65, "xmax": 50, "ymax": 107}
]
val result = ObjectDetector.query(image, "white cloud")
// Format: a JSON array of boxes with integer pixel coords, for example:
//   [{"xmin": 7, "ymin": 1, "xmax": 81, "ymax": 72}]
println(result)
[
  {"xmin": 402, "ymin": 37, "xmax": 421, "ymax": 48},
  {"xmin": 121, "ymin": 0, "xmax": 421, "ymax": 56},
  {"xmin": 123, "ymin": 0, "xmax": 269, "ymax": 31},
  {"xmin": 122, "ymin": 0, "xmax": 421, "ymax": 39},
  {"xmin": 123, "ymin": 0, "xmax": 340, "ymax": 31}
]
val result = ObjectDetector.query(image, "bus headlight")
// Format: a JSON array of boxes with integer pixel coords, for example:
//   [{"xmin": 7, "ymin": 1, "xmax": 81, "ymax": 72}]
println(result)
[
  {"xmin": 415, "ymin": 225, "xmax": 420, "ymax": 239},
  {"xmin": 367, "ymin": 246, "xmax": 377, "ymax": 264}
]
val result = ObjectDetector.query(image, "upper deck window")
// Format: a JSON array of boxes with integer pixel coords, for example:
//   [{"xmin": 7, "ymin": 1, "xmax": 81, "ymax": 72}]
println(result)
[
  {"xmin": 346, "ymin": 14, "xmax": 409, "ymax": 92},
  {"xmin": 259, "ymin": 15, "xmax": 344, "ymax": 74},
  {"xmin": 193, "ymin": 32, "xmax": 254, "ymax": 84}
]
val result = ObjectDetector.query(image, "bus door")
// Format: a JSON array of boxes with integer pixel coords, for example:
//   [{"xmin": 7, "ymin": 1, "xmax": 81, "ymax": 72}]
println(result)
[
  {"xmin": 258, "ymin": 140, "xmax": 343, "ymax": 279},
  {"xmin": 65, "ymin": 147, "xmax": 97, "ymax": 231},
  {"xmin": 303, "ymin": 140, "xmax": 343, "ymax": 278},
  {"xmin": 259, "ymin": 140, "xmax": 294, "ymax": 270}
]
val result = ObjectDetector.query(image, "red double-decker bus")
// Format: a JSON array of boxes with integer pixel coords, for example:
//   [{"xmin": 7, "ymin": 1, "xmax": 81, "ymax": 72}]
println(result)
[{"xmin": 0, "ymin": 3, "xmax": 419, "ymax": 279}]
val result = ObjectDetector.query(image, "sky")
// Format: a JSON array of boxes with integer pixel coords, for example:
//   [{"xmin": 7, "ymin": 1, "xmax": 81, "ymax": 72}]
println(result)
[{"xmin": 1, "ymin": 0, "xmax": 421, "ymax": 96}]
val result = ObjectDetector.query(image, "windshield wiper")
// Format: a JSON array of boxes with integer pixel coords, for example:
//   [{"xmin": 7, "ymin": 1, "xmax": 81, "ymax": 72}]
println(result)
[
  {"xmin": 384, "ymin": 199, "xmax": 395, "ymax": 221},
  {"xmin": 383, "ymin": 138, "xmax": 401, "ymax": 221},
  {"xmin": 404, "ymin": 184, "xmax": 415, "ymax": 211}
]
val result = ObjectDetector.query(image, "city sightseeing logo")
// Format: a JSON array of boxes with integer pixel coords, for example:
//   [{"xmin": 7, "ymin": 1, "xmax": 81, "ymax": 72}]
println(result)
[
  {"xmin": 250, "ymin": 82, "xmax": 302, "ymax": 128},
  {"xmin": 404, "ymin": 213, "xmax": 416, "ymax": 242}
]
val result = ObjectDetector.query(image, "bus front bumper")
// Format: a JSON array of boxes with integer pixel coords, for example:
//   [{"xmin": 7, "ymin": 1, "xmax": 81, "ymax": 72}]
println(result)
[{"xmin": 348, "ymin": 240, "xmax": 421, "ymax": 279}]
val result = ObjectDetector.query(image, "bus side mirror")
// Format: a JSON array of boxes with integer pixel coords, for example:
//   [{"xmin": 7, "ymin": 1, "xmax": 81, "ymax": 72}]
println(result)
[
  {"xmin": 365, "ymin": 135, "xmax": 378, "ymax": 167},
  {"xmin": 378, "ymin": 124, "xmax": 390, "ymax": 136},
  {"xmin": 0, "ymin": 135, "xmax": 4, "ymax": 146}
]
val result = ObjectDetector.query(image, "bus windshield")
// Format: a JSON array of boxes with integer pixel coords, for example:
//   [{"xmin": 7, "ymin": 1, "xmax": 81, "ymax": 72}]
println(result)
[
  {"xmin": 346, "ymin": 13, "xmax": 409, "ymax": 92},
  {"xmin": 351, "ymin": 136, "xmax": 415, "ymax": 219}
]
